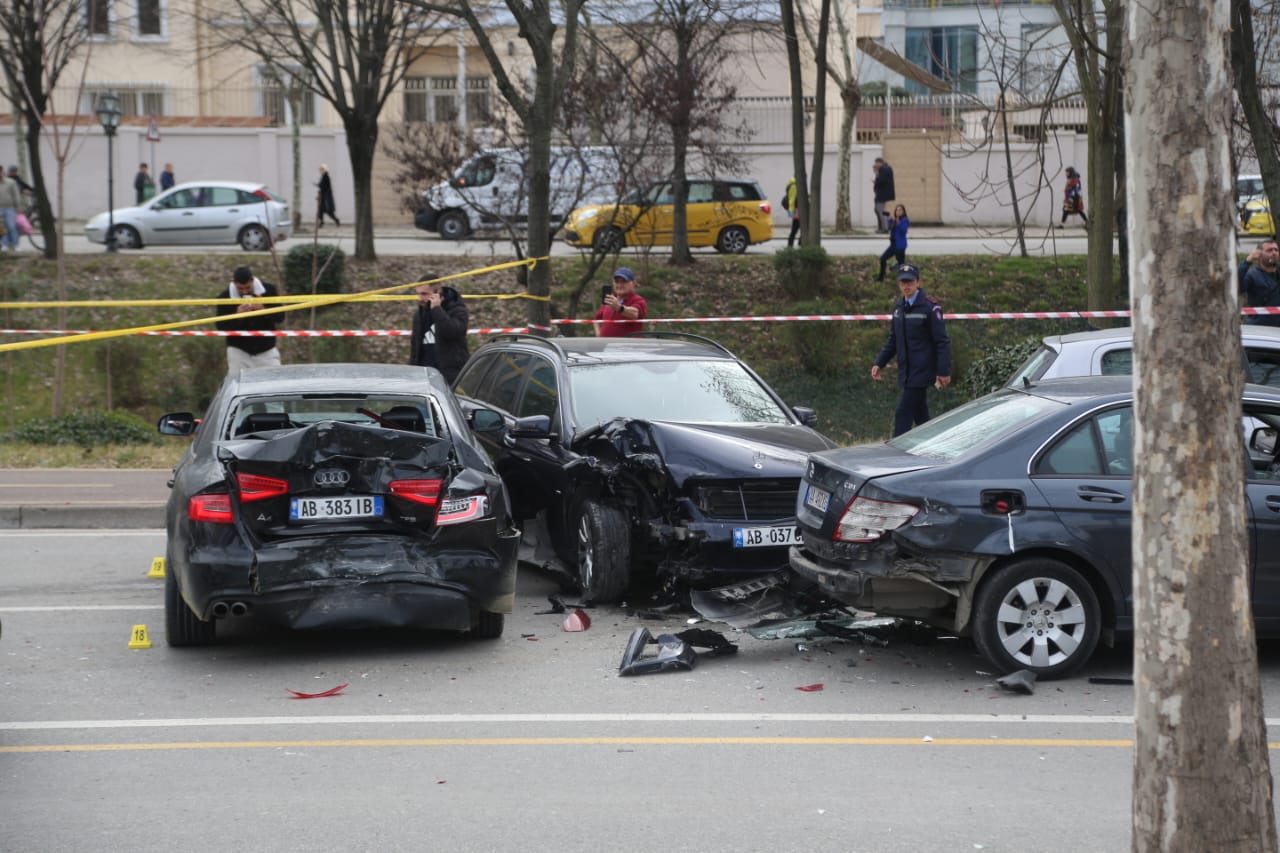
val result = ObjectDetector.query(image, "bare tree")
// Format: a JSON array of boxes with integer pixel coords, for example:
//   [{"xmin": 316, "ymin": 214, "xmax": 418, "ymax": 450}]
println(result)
[
  {"xmin": 1232, "ymin": 0, "xmax": 1280, "ymax": 224},
  {"xmin": 1126, "ymin": 0, "xmax": 1278, "ymax": 845},
  {"xmin": 779, "ymin": 0, "xmax": 831, "ymax": 248},
  {"xmin": 593, "ymin": 0, "xmax": 762, "ymax": 264},
  {"xmin": 203, "ymin": 0, "xmax": 442, "ymax": 260},
  {"xmin": 409, "ymin": 0, "xmax": 584, "ymax": 335},
  {"xmin": 797, "ymin": 0, "xmax": 858, "ymax": 232},
  {"xmin": 0, "ymin": 0, "xmax": 91, "ymax": 260},
  {"xmin": 1055, "ymin": 0, "xmax": 1125, "ymax": 310}
]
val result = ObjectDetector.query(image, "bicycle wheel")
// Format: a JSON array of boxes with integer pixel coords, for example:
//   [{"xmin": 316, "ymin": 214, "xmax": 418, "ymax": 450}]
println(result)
[{"xmin": 26, "ymin": 210, "xmax": 44, "ymax": 252}]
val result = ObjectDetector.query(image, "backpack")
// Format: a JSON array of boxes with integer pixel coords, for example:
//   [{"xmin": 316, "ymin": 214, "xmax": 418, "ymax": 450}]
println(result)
[{"xmin": 780, "ymin": 191, "xmax": 790, "ymax": 212}]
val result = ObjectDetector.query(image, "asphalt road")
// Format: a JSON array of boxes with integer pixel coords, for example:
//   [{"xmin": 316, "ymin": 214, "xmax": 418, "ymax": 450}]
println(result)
[{"xmin": 3, "ymin": 529, "xmax": 1280, "ymax": 852}]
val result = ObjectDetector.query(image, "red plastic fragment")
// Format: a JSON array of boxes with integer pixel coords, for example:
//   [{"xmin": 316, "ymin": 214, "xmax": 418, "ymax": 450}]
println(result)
[
  {"xmin": 562, "ymin": 608, "xmax": 591, "ymax": 632},
  {"xmin": 286, "ymin": 683, "xmax": 349, "ymax": 699},
  {"xmin": 795, "ymin": 683, "xmax": 825, "ymax": 692}
]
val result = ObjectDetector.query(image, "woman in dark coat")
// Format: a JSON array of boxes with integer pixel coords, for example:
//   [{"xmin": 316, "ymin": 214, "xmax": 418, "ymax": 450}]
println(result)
[{"xmin": 316, "ymin": 164, "xmax": 339, "ymax": 227}]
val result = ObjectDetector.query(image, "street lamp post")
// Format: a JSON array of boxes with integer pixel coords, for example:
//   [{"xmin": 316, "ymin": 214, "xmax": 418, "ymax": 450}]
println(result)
[{"xmin": 95, "ymin": 92, "xmax": 122, "ymax": 253}]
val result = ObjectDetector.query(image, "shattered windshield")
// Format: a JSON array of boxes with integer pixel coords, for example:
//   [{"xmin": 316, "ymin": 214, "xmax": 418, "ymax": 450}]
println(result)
[
  {"xmin": 226, "ymin": 394, "xmax": 442, "ymax": 439},
  {"xmin": 889, "ymin": 390, "xmax": 1063, "ymax": 460},
  {"xmin": 568, "ymin": 361, "xmax": 791, "ymax": 426}
]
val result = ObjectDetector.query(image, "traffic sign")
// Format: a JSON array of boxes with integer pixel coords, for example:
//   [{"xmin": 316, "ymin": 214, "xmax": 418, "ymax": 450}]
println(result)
[{"xmin": 146, "ymin": 117, "xmax": 160, "ymax": 142}]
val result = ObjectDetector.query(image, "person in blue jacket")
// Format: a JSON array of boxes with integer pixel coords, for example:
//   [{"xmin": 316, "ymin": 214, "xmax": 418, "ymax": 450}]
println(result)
[
  {"xmin": 877, "ymin": 204, "xmax": 909, "ymax": 281},
  {"xmin": 871, "ymin": 262, "xmax": 952, "ymax": 436}
]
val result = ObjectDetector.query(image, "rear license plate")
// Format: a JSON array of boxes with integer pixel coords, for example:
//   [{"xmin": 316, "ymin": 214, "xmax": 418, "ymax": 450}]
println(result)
[
  {"xmin": 804, "ymin": 484, "xmax": 831, "ymax": 513},
  {"xmin": 290, "ymin": 495, "xmax": 383, "ymax": 521},
  {"xmin": 733, "ymin": 525, "xmax": 802, "ymax": 548}
]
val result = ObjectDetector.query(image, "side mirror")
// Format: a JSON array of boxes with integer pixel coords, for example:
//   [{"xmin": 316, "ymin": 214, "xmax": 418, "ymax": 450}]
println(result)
[
  {"xmin": 158, "ymin": 412, "xmax": 198, "ymax": 436},
  {"xmin": 507, "ymin": 414, "xmax": 553, "ymax": 440},
  {"xmin": 1251, "ymin": 426, "xmax": 1277, "ymax": 456},
  {"xmin": 469, "ymin": 407, "xmax": 505, "ymax": 433},
  {"xmin": 792, "ymin": 406, "xmax": 819, "ymax": 428}
]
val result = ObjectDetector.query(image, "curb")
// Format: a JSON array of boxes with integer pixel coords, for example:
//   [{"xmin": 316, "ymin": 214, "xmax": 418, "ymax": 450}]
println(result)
[{"xmin": 0, "ymin": 505, "xmax": 166, "ymax": 530}]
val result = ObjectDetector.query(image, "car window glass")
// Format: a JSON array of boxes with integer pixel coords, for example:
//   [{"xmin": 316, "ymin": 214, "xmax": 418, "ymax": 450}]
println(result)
[
  {"xmin": 568, "ymin": 361, "xmax": 789, "ymax": 426},
  {"xmin": 474, "ymin": 351, "xmax": 532, "ymax": 413},
  {"xmin": 1006, "ymin": 345, "xmax": 1057, "ymax": 386},
  {"xmin": 1036, "ymin": 419, "xmax": 1103, "ymax": 475},
  {"xmin": 519, "ymin": 358, "xmax": 559, "ymax": 425},
  {"xmin": 1099, "ymin": 348, "xmax": 1133, "ymax": 376},
  {"xmin": 229, "ymin": 395, "xmax": 440, "ymax": 438},
  {"xmin": 453, "ymin": 352, "xmax": 497, "ymax": 398},
  {"xmin": 204, "ymin": 187, "xmax": 239, "ymax": 207},
  {"xmin": 157, "ymin": 188, "xmax": 202, "ymax": 209},
  {"xmin": 1096, "ymin": 407, "xmax": 1132, "ymax": 475},
  {"xmin": 1247, "ymin": 349, "xmax": 1280, "ymax": 388},
  {"xmin": 1244, "ymin": 405, "xmax": 1280, "ymax": 479},
  {"xmin": 236, "ymin": 189, "xmax": 263, "ymax": 205},
  {"xmin": 687, "ymin": 182, "xmax": 714, "ymax": 203},
  {"xmin": 891, "ymin": 391, "xmax": 1062, "ymax": 459},
  {"xmin": 653, "ymin": 184, "xmax": 675, "ymax": 205},
  {"xmin": 457, "ymin": 156, "xmax": 497, "ymax": 188}
]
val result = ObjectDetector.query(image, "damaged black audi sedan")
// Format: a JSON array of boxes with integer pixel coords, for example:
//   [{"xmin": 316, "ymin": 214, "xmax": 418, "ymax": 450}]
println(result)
[
  {"xmin": 451, "ymin": 333, "xmax": 836, "ymax": 603},
  {"xmin": 789, "ymin": 376, "xmax": 1280, "ymax": 678},
  {"xmin": 158, "ymin": 364, "xmax": 519, "ymax": 646}
]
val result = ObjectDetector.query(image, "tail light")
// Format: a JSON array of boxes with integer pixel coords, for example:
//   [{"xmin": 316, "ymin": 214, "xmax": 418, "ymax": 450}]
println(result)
[
  {"xmin": 252, "ymin": 188, "xmax": 273, "ymax": 201},
  {"xmin": 834, "ymin": 496, "xmax": 918, "ymax": 542},
  {"xmin": 237, "ymin": 473, "xmax": 289, "ymax": 502},
  {"xmin": 389, "ymin": 478, "xmax": 443, "ymax": 508},
  {"xmin": 189, "ymin": 493, "xmax": 233, "ymax": 523},
  {"xmin": 760, "ymin": 202, "xmax": 772, "ymax": 215}
]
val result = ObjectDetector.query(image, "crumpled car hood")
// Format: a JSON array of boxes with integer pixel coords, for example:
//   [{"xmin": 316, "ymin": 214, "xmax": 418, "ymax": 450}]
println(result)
[{"xmin": 638, "ymin": 421, "xmax": 836, "ymax": 487}]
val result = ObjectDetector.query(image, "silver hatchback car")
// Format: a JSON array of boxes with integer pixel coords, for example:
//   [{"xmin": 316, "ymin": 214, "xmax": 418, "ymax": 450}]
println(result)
[
  {"xmin": 1006, "ymin": 325, "xmax": 1280, "ymax": 389},
  {"xmin": 84, "ymin": 180, "xmax": 292, "ymax": 251}
]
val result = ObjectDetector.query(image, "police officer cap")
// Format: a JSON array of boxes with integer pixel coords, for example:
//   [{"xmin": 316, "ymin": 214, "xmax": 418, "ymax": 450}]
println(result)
[{"xmin": 896, "ymin": 263, "xmax": 920, "ymax": 282}]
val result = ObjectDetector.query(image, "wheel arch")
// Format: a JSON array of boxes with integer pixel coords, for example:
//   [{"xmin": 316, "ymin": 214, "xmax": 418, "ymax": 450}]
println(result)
[{"xmin": 959, "ymin": 546, "xmax": 1121, "ymax": 639}]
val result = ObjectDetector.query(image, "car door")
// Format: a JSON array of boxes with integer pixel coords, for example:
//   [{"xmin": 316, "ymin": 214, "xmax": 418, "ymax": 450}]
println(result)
[
  {"xmin": 684, "ymin": 180, "xmax": 717, "ymax": 245},
  {"xmin": 1244, "ymin": 402, "xmax": 1280, "ymax": 628},
  {"xmin": 198, "ymin": 186, "xmax": 251, "ymax": 245},
  {"xmin": 140, "ymin": 187, "xmax": 204, "ymax": 244},
  {"xmin": 1029, "ymin": 406, "xmax": 1135, "ymax": 611}
]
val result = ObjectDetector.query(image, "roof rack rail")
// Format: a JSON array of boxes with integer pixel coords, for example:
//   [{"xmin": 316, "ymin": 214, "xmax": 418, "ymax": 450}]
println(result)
[
  {"xmin": 484, "ymin": 331, "xmax": 568, "ymax": 359},
  {"xmin": 627, "ymin": 331, "xmax": 735, "ymax": 357}
]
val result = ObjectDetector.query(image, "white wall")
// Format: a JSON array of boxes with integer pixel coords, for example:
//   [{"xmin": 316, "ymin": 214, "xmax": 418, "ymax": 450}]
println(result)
[{"xmin": 940, "ymin": 132, "xmax": 1090, "ymax": 228}]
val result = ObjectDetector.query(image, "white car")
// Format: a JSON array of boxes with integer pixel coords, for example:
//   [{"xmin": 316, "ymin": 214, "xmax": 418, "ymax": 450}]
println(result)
[
  {"xmin": 84, "ymin": 181, "xmax": 291, "ymax": 251},
  {"xmin": 1007, "ymin": 325, "xmax": 1280, "ymax": 388}
]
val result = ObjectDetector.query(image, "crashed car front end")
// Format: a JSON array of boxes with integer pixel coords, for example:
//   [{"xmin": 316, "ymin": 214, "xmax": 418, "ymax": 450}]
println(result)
[
  {"xmin": 572, "ymin": 418, "xmax": 834, "ymax": 585},
  {"xmin": 171, "ymin": 421, "xmax": 517, "ymax": 632}
]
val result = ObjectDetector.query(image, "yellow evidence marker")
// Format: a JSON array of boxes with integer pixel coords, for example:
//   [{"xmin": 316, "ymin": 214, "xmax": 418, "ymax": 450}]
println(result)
[
  {"xmin": 128, "ymin": 624, "xmax": 152, "ymax": 649},
  {"xmin": 148, "ymin": 557, "xmax": 166, "ymax": 578}
]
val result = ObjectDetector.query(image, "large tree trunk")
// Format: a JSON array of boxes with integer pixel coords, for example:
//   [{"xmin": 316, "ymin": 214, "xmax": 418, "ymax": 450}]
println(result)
[
  {"xmin": 344, "ymin": 120, "xmax": 378, "ymax": 260},
  {"xmin": 1126, "ymin": 0, "xmax": 1278, "ymax": 846}
]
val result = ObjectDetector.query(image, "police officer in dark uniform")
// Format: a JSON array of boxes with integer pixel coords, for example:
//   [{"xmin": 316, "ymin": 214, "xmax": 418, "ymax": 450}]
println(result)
[{"xmin": 871, "ymin": 262, "xmax": 951, "ymax": 437}]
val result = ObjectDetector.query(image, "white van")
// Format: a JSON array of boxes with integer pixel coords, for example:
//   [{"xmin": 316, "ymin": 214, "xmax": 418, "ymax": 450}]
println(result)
[{"xmin": 414, "ymin": 147, "xmax": 623, "ymax": 240}]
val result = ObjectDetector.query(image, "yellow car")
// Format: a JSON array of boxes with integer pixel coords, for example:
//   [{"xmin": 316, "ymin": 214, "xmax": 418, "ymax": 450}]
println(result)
[
  {"xmin": 1241, "ymin": 198, "xmax": 1274, "ymax": 236},
  {"xmin": 563, "ymin": 178, "xmax": 774, "ymax": 254}
]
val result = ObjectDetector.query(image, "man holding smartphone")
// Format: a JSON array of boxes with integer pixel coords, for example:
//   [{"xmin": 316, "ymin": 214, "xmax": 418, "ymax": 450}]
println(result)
[{"xmin": 593, "ymin": 267, "xmax": 647, "ymax": 337}]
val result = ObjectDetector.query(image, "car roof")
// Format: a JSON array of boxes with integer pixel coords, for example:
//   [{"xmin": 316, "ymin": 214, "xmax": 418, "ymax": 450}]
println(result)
[
  {"xmin": 227, "ymin": 363, "xmax": 450, "ymax": 395},
  {"xmin": 1016, "ymin": 374, "xmax": 1280, "ymax": 405},
  {"xmin": 477, "ymin": 334, "xmax": 740, "ymax": 365},
  {"xmin": 1041, "ymin": 324, "xmax": 1280, "ymax": 348},
  {"xmin": 166, "ymin": 180, "xmax": 266, "ymax": 192}
]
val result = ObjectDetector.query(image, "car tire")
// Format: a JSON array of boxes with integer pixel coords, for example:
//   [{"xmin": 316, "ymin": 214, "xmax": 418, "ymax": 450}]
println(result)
[
  {"xmin": 576, "ymin": 498, "xmax": 630, "ymax": 605},
  {"xmin": 437, "ymin": 211, "xmax": 470, "ymax": 240},
  {"xmin": 593, "ymin": 226, "xmax": 624, "ymax": 254},
  {"xmin": 715, "ymin": 225, "xmax": 750, "ymax": 254},
  {"xmin": 471, "ymin": 610, "xmax": 504, "ymax": 639},
  {"xmin": 972, "ymin": 558, "xmax": 1101, "ymax": 680},
  {"xmin": 238, "ymin": 224, "xmax": 271, "ymax": 251},
  {"xmin": 111, "ymin": 224, "xmax": 142, "ymax": 250},
  {"xmin": 165, "ymin": 563, "xmax": 216, "ymax": 647}
]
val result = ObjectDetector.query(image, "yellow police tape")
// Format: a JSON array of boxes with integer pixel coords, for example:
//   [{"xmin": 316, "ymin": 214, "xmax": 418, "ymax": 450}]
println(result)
[{"xmin": 0, "ymin": 257, "xmax": 549, "ymax": 353}]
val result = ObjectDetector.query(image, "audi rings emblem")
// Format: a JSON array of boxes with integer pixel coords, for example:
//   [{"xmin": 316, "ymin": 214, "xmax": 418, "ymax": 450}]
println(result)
[{"xmin": 313, "ymin": 469, "xmax": 350, "ymax": 487}]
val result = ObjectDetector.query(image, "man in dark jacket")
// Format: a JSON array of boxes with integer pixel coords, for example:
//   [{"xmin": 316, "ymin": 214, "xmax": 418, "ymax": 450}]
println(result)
[
  {"xmin": 1239, "ymin": 240, "xmax": 1280, "ymax": 327},
  {"xmin": 873, "ymin": 157, "xmax": 896, "ymax": 233},
  {"xmin": 410, "ymin": 277, "xmax": 470, "ymax": 384},
  {"xmin": 215, "ymin": 265, "xmax": 282, "ymax": 374},
  {"xmin": 871, "ymin": 262, "xmax": 951, "ymax": 437}
]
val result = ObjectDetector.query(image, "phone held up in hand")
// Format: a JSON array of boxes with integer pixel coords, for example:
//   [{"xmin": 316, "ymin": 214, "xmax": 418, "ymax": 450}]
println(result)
[{"xmin": 601, "ymin": 283, "xmax": 613, "ymax": 304}]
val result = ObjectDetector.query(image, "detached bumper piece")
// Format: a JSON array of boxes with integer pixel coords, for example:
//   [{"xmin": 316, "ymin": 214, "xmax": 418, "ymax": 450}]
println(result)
[{"xmin": 617, "ymin": 626, "xmax": 737, "ymax": 676}]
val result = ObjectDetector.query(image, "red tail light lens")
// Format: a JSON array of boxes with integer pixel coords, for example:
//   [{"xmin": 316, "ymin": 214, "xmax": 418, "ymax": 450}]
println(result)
[
  {"xmin": 237, "ymin": 473, "xmax": 289, "ymax": 502},
  {"xmin": 389, "ymin": 478, "xmax": 443, "ymax": 508},
  {"xmin": 760, "ymin": 202, "xmax": 772, "ymax": 215},
  {"xmin": 189, "ymin": 493, "xmax": 233, "ymax": 523},
  {"xmin": 834, "ymin": 497, "xmax": 919, "ymax": 542}
]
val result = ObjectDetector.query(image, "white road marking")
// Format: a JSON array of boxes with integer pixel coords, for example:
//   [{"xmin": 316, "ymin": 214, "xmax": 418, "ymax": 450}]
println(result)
[{"xmin": 0, "ymin": 605, "xmax": 163, "ymax": 612}]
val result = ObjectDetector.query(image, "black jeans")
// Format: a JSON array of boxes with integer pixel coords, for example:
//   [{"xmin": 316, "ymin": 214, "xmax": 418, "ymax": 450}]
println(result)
[
  {"xmin": 878, "ymin": 245, "xmax": 905, "ymax": 280},
  {"xmin": 787, "ymin": 217, "xmax": 801, "ymax": 247},
  {"xmin": 893, "ymin": 386, "xmax": 931, "ymax": 436}
]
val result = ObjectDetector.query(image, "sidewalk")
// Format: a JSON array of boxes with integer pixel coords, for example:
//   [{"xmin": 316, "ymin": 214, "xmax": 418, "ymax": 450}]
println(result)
[{"xmin": 0, "ymin": 469, "xmax": 169, "ymax": 530}]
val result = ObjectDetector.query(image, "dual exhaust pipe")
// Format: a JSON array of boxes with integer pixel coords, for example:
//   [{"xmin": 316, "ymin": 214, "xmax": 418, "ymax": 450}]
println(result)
[{"xmin": 210, "ymin": 601, "xmax": 250, "ymax": 619}]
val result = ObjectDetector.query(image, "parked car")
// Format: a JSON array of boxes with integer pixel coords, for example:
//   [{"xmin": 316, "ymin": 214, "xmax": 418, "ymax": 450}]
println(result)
[
  {"xmin": 783, "ymin": 376, "xmax": 1280, "ymax": 678},
  {"xmin": 1005, "ymin": 325, "xmax": 1280, "ymax": 389},
  {"xmin": 157, "ymin": 363, "xmax": 518, "ymax": 646},
  {"xmin": 562, "ymin": 178, "xmax": 773, "ymax": 254},
  {"xmin": 84, "ymin": 181, "xmax": 291, "ymax": 251},
  {"xmin": 1238, "ymin": 173, "xmax": 1266, "ymax": 209},
  {"xmin": 450, "ymin": 333, "xmax": 837, "ymax": 603},
  {"xmin": 1241, "ymin": 197, "xmax": 1275, "ymax": 236}
]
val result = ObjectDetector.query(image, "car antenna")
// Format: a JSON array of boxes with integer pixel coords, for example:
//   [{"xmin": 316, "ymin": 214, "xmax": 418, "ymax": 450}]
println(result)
[{"xmin": 1022, "ymin": 376, "xmax": 1032, "ymax": 389}]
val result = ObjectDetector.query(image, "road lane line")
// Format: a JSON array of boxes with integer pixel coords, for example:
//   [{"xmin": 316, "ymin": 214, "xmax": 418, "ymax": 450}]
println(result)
[{"xmin": 0, "ymin": 605, "xmax": 163, "ymax": 612}]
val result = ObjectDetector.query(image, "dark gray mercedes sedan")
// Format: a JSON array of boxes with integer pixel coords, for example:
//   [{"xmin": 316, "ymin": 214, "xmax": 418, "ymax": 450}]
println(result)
[
  {"xmin": 789, "ymin": 376, "xmax": 1280, "ymax": 678},
  {"xmin": 157, "ymin": 364, "xmax": 517, "ymax": 646}
]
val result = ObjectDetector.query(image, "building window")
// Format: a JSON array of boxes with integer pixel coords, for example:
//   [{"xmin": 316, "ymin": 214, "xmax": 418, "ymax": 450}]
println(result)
[
  {"xmin": 404, "ymin": 76, "xmax": 491, "ymax": 124},
  {"xmin": 87, "ymin": 0, "xmax": 111, "ymax": 37},
  {"xmin": 904, "ymin": 26, "xmax": 978, "ymax": 95},
  {"xmin": 83, "ymin": 87, "xmax": 167, "ymax": 117},
  {"xmin": 258, "ymin": 67, "xmax": 317, "ymax": 125},
  {"xmin": 134, "ymin": 0, "xmax": 165, "ymax": 38}
]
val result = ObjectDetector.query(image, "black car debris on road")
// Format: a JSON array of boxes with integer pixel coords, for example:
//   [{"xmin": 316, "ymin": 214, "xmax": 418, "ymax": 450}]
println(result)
[{"xmin": 158, "ymin": 363, "xmax": 518, "ymax": 645}]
